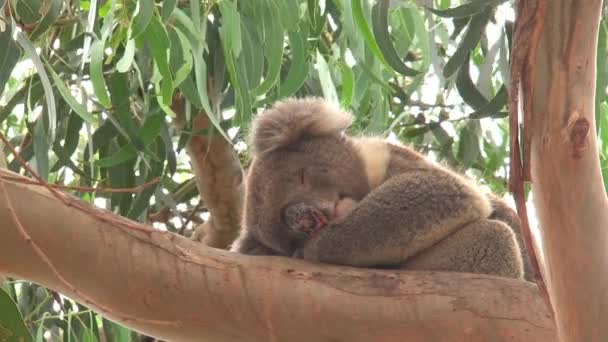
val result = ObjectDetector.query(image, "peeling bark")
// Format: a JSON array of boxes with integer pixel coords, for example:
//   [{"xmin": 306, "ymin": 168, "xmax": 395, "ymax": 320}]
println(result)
[
  {"xmin": 514, "ymin": 0, "xmax": 607, "ymax": 340},
  {"xmin": 0, "ymin": 169, "xmax": 555, "ymax": 341}
]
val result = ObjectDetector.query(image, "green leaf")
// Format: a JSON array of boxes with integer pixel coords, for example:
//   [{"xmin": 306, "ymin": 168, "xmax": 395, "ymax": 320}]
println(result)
[
  {"xmin": 455, "ymin": 53, "xmax": 488, "ymax": 109},
  {"xmin": 351, "ymin": 0, "xmax": 392, "ymax": 70},
  {"xmin": 391, "ymin": 7, "xmax": 416, "ymax": 58},
  {"xmin": 47, "ymin": 65, "xmax": 95, "ymax": 123},
  {"xmin": 169, "ymin": 27, "xmax": 194, "ymax": 87},
  {"xmin": 457, "ymin": 123, "xmax": 481, "ymax": 168},
  {"xmin": 239, "ymin": 18, "xmax": 263, "ymax": 90},
  {"xmin": 15, "ymin": 0, "xmax": 42, "ymax": 24},
  {"xmin": 599, "ymin": 102, "xmax": 608, "ymax": 156},
  {"xmin": 274, "ymin": 0, "xmax": 300, "ymax": 30},
  {"xmin": 277, "ymin": 30, "xmax": 309, "ymax": 98},
  {"xmin": 316, "ymin": 51, "xmax": 338, "ymax": 104},
  {"xmin": 371, "ymin": 0, "xmax": 419, "ymax": 76},
  {"xmin": 0, "ymin": 26, "xmax": 22, "ymax": 96},
  {"xmin": 0, "ymin": 288, "xmax": 33, "ymax": 342},
  {"xmin": 15, "ymin": 31, "xmax": 58, "ymax": 140},
  {"xmin": 96, "ymin": 113, "xmax": 164, "ymax": 167},
  {"xmin": 107, "ymin": 150, "xmax": 135, "ymax": 216},
  {"xmin": 29, "ymin": 0, "xmax": 63, "ymax": 41},
  {"xmin": 426, "ymin": 0, "xmax": 505, "ymax": 18},
  {"xmin": 468, "ymin": 85, "xmax": 508, "ymax": 118},
  {"xmin": 443, "ymin": 9, "xmax": 492, "ymax": 78},
  {"xmin": 33, "ymin": 118, "xmax": 49, "ymax": 180},
  {"xmin": 90, "ymin": 40, "xmax": 112, "ymax": 107},
  {"xmin": 128, "ymin": 140, "xmax": 164, "ymax": 219},
  {"xmin": 131, "ymin": 0, "xmax": 155, "ymax": 38},
  {"xmin": 161, "ymin": 0, "xmax": 177, "ymax": 22},
  {"xmin": 337, "ymin": 61, "xmax": 355, "ymax": 108},
  {"xmin": 253, "ymin": 1, "xmax": 285, "ymax": 95},
  {"xmin": 108, "ymin": 72, "xmax": 145, "ymax": 151},
  {"xmin": 219, "ymin": 0, "xmax": 243, "ymax": 58},
  {"xmin": 160, "ymin": 120, "xmax": 176, "ymax": 174},
  {"xmin": 172, "ymin": 10, "xmax": 228, "ymax": 141},
  {"xmin": 141, "ymin": 15, "xmax": 172, "ymax": 81},
  {"xmin": 102, "ymin": 319, "xmax": 131, "ymax": 342},
  {"xmin": 116, "ymin": 38, "xmax": 136, "ymax": 72}
]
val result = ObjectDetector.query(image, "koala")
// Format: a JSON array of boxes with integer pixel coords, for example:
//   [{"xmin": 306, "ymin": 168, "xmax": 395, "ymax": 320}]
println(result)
[{"xmin": 231, "ymin": 97, "xmax": 532, "ymax": 280}]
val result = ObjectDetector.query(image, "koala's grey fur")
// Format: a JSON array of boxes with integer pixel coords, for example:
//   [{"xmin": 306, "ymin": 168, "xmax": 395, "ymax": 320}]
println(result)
[{"xmin": 231, "ymin": 97, "xmax": 532, "ymax": 280}]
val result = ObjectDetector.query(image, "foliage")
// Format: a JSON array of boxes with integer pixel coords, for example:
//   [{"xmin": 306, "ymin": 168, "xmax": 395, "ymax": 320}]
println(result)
[{"xmin": 0, "ymin": 0, "xmax": 606, "ymax": 340}]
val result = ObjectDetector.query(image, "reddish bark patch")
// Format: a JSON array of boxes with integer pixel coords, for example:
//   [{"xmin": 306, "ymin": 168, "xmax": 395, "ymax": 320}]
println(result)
[{"xmin": 569, "ymin": 117, "xmax": 590, "ymax": 158}]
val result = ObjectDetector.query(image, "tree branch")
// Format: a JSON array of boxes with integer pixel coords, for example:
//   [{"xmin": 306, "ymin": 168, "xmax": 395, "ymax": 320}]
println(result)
[
  {"xmin": 0, "ymin": 169, "xmax": 556, "ymax": 341},
  {"xmin": 516, "ymin": 0, "xmax": 607, "ymax": 340},
  {"xmin": 172, "ymin": 94, "xmax": 245, "ymax": 248}
]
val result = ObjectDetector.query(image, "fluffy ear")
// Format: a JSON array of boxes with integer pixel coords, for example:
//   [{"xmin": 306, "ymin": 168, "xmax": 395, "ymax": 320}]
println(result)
[{"xmin": 250, "ymin": 97, "xmax": 353, "ymax": 155}]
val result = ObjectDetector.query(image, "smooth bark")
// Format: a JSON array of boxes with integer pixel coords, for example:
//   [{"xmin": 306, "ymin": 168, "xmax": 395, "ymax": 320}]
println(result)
[{"xmin": 514, "ymin": 0, "xmax": 607, "ymax": 340}]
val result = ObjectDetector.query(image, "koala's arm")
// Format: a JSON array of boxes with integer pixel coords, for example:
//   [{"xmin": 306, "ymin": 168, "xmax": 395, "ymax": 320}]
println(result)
[{"xmin": 296, "ymin": 168, "xmax": 492, "ymax": 267}]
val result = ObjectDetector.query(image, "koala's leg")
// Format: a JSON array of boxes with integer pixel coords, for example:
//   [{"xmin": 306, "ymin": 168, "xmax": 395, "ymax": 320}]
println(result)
[
  {"xmin": 488, "ymin": 196, "xmax": 534, "ymax": 281},
  {"xmin": 296, "ymin": 170, "xmax": 493, "ymax": 267},
  {"xmin": 403, "ymin": 219, "xmax": 524, "ymax": 279}
]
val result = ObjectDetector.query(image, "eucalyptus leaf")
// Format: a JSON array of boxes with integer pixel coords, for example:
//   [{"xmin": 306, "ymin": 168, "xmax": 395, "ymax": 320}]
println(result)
[
  {"xmin": 0, "ymin": 26, "xmax": 21, "ymax": 96},
  {"xmin": 371, "ymin": 0, "xmax": 419, "ymax": 76},
  {"xmin": 0, "ymin": 289, "xmax": 32, "ymax": 342}
]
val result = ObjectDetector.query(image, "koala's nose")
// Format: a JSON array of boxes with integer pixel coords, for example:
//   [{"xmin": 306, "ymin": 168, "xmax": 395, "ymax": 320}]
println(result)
[{"xmin": 282, "ymin": 202, "xmax": 330, "ymax": 236}]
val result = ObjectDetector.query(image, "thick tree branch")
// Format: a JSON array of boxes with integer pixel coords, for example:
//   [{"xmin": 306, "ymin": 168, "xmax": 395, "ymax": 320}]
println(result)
[
  {"xmin": 0, "ymin": 169, "xmax": 555, "ymax": 341},
  {"xmin": 173, "ymin": 94, "xmax": 245, "ymax": 248},
  {"xmin": 516, "ymin": 0, "xmax": 607, "ymax": 340}
]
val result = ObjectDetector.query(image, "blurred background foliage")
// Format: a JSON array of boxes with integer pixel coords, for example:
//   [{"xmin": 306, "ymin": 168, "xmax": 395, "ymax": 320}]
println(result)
[{"xmin": 0, "ymin": 0, "xmax": 606, "ymax": 341}]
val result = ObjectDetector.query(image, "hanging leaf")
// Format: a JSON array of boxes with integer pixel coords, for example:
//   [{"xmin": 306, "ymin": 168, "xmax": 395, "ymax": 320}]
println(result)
[
  {"xmin": 337, "ymin": 61, "xmax": 355, "ymax": 108},
  {"xmin": 253, "ymin": 1, "xmax": 285, "ymax": 95},
  {"xmin": 443, "ymin": 9, "xmax": 492, "ymax": 78},
  {"xmin": 15, "ymin": 31, "xmax": 58, "ymax": 140},
  {"xmin": 455, "ymin": 53, "xmax": 488, "ymax": 109},
  {"xmin": 277, "ymin": 30, "xmax": 309, "ymax": 99},
  {"xmin": 316, "ymin": 51, "xmax": 339, "ymax": 104},
  {"xmin": 131, "ymin": 0, "xmax": 155, "ymax": 38},
  {"xmin": 371, "ymin": 0, "xmax": 420, "ymax": 76},
  {"xmin": 0, "ymin": 26, "xmax": 22, "ymax": 96},
  {"xmin": 468, "ymin": 85, "xmax": 508, "ymax": 119},
  {"xmin": 29, "ymin": 0, "xmax": 63, "ymax": 41},
  {"xmin": 426, "ymin": 0, "xmax": 505, "ymax": 19},
  {"xmin": 0, "ymin": 289, "xmax": 32, "ymax": 342},
  {"xmin": 90, "ymin": 40, "xmax": 112, "ymax": 107}
]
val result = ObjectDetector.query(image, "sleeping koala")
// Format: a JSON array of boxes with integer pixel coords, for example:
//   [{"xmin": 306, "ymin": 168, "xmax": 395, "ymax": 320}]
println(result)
[{"xmin": 231, "ymin": 97, "xmax": 532, "ymax": 280}]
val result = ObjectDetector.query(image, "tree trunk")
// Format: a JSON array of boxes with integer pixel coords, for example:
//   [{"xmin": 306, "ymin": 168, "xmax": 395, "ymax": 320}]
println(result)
[
  {"xmin": 515, "ymin": 0, "xmax": 607, "ymax": 340},
  {"xmin": 0, "ymin": 169, "xmax": 554, "ymax": 341}
]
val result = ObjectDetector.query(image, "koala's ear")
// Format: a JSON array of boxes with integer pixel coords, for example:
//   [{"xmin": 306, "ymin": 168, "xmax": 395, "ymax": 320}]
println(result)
[{"xmin": 249, "ymin": 97, "xmax": 353, "ymax": 155}]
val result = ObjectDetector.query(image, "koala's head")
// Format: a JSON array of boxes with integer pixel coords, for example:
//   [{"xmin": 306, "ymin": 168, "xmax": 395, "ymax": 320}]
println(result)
[{"xmin": 243, "ymin": 98, "xmax": 370, "ymax": 255}]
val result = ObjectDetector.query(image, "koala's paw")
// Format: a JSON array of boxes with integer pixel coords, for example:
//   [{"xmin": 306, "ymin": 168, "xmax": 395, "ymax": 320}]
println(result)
[{"xmin": 292, "ymin": 249, "xmax": 305, "ymax": 259}]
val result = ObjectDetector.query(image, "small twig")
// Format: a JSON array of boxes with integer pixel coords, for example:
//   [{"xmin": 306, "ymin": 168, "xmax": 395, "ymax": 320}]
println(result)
[
  {"xmin": 0, "ymin": 174, "xmax": 160, "ymax": 193},
  {"xmin": 404, "ymin": 100, "xmax": 456, "ymax": 110},
  {"xmin": 178, "ymin": 201, "xmax": 204, "ymax": 235},
  {"xmin": 0, "ymin": 131, "xmax": 154, "ymax": 234}
]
